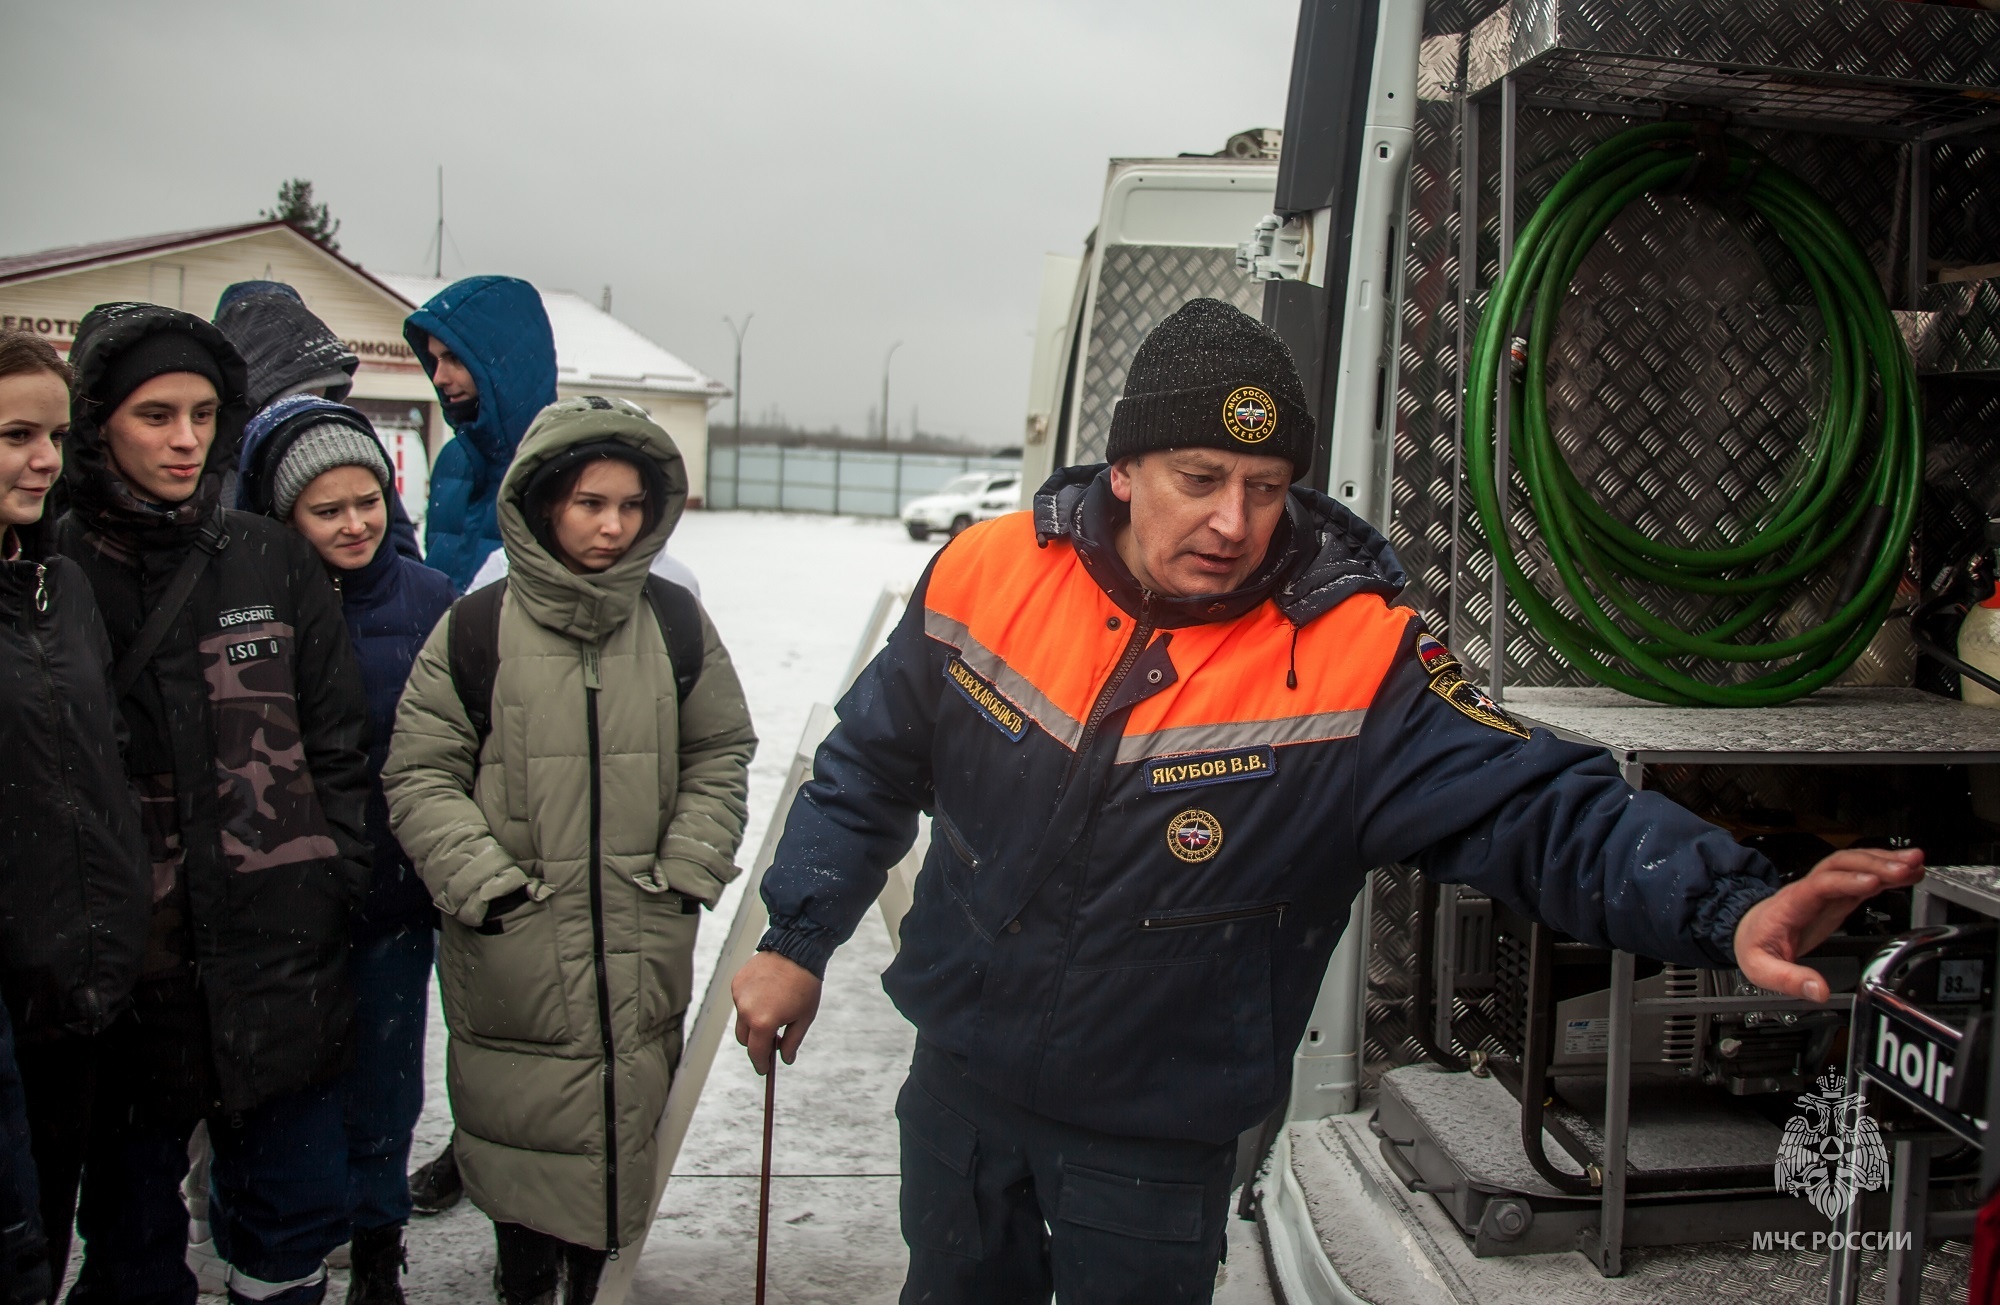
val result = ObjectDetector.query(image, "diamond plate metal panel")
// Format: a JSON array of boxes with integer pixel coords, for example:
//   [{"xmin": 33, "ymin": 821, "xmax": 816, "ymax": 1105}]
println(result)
[
  {"xmin": 1470, "ymin": 0, "xmax": 2000, "ymax": 137},
  {"xmin": 1902, "ymin": 278, "xmax": 2000, "ymax": 376},
  {"xmin": 1364, "ymin": 865, "xmax": 1424, "ymax": 1081},
  {"xmin": 1069, "ymin": 245, "xmax": 1262, "ymax": 467},
  {"xmin": 1425, "ymin": 0, "xmax": 1509, "ymax": 42},
  {"xmin": 1931, "ymin": 136, "xmax": 2000, "ymax": 268}
]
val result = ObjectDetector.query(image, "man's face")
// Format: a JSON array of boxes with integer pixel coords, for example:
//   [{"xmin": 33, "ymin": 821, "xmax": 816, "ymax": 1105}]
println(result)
[
  {"xmin": 427, "ymin": 336, "xmax": 478, "ymax": 405},
  {"xmin": 1109, "ymin": 449, "xmax": 1293, "ymax": 597},
  {"xmin": 102, "ymin": 372, "xmax": 219, "ymax": 504}
]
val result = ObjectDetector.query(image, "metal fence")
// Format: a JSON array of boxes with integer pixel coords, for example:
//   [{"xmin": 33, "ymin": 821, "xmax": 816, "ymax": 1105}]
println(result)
[{"xmin": 704, "ymin": 444, "xmax": 1021, "ymax": 517}]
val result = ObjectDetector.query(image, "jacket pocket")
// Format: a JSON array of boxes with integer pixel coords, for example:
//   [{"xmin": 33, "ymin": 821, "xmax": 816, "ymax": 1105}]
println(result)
[
  {"xmin": 440, "ymin": 895, "xmax": 569, "ymax": 1044},
  {"xmin": 1057, "ymin": 1164, "xmax": 1207, "ymax": 1242},
  {"xmin": 933, "ymin": 809, "xmax": 991, "ymax": 936},
  {"xmin": 1044, "ymin": 909, "xmax": 1283, "ymax": 1130},
  {"xmin": 636, "ymin": 882, "xmax": 699, "ymax": 1035}
]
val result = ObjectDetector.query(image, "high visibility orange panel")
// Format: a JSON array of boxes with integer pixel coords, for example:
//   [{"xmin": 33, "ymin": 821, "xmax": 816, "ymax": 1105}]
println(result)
[{"xmin": 923, "ymin": 511, "xmax": 1414, "ymax": 754}]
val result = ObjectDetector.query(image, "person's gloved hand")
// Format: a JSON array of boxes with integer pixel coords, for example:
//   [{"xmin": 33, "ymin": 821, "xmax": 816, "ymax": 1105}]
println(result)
[
  {"xmin": 454, "ymin": 866, "xmax": 551, "ymax": 929},
  {"xmin": 1734, "ymin": 847, "xmax": 1926, "ymax": 1001}
]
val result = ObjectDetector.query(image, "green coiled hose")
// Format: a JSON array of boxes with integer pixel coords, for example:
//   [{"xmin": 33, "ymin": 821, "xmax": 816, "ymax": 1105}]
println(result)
[{"xmin": 1464, "ymin": 121, "xmax": 1923, "ymax": 706}]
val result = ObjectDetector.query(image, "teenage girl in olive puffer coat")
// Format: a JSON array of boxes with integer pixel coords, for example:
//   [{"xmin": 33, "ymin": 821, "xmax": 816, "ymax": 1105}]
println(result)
[{"xmin": 385, "ymin": 397, "xmax": 755, "ymax": 1305}]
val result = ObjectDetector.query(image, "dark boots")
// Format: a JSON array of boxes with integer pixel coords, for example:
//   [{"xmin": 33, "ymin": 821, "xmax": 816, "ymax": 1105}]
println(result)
[
  {"xmin": 407, "ymin": 1137, "xmax": 462, "ymax": 1216},
  {"xmin": 492, "ymin": 1222, "xmax": 607, "ymax": 1305},
  {"xmin": 347, "ymin": 1224, "xmax": 408, "ymax": 1305}
]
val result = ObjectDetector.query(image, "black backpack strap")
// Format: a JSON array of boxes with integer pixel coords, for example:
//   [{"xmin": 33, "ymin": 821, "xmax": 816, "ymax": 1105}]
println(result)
[
  {"xmin": 448, "ymin": 579, "xmax": 509, "ymax": 748},
  {"xmin": 112, "ymin": 521, "xmax": 229, "ymax": 701},
  {"xmin": 642, "ymin": 575, "xmax": 706, "ymax": 705}
]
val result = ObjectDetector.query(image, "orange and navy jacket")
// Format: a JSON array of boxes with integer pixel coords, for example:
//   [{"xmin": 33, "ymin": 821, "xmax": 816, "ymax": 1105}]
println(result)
[{"xmin": 760, "ymin": 467, "xmax": 1776, "ymax": 1144}]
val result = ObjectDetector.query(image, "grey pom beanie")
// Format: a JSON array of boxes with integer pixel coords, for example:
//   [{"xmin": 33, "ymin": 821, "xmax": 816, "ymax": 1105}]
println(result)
[{"xmin": 272, "ymin": 421, "xmax": 394, "ymax": 518}]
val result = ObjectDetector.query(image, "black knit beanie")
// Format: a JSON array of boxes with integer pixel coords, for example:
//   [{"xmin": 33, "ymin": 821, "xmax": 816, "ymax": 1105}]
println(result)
[
  {"xmin": 1104, "ymin": 298, "xmax": 1315, "ymax": 479},
  {"xmin": 90, "ymin": 329, "xmax": 228, "ymax": 420}
]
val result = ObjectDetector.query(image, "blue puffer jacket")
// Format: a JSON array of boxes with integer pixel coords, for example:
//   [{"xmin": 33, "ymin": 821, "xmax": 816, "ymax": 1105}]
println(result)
[
  {"xmin": 238, "ymin": 397, "xmax": 458, "ymax": 936},
  {"xmin": 403, "ymin": 277, "xmax": 557, "ymax": 591},
  {"xmin": 327, "ymin": 535, "xmax": 455, "ymax": 937}
]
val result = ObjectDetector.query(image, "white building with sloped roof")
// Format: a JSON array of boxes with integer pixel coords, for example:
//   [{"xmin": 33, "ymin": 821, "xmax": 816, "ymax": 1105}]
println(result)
[{"xmin": 0, "ymin": 223, "xmax": 730, "ymax": 508}]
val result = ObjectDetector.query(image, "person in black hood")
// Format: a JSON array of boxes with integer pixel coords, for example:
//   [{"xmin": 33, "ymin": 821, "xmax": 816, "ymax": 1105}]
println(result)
[
  {"xmin": 0, "ymin": 329, "xmax": 152, "ymax": 1305},
  {"xmin": 53, "ymin": 303, "xmax": 372, "ymax": 1305},
  {"xmin": 212, "ymin": 281, "xmax": 420, "ymax": 563}
]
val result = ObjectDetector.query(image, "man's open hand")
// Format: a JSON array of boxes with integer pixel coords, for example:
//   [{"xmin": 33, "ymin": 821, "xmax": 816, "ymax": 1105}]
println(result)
[
  {"xmin": 732, "ymin": 950, "xmax": 823, "ymax": 1076},
  {"xmin": 1733, "ymin": 847, "xmax": 1925, "ymax": 1002}
]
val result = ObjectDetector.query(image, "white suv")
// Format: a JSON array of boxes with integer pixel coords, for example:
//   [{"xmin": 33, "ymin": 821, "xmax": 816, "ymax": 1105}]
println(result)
[{"xmin": 902, "ymin": 471, "xmax": 1020, "ymax": 541}]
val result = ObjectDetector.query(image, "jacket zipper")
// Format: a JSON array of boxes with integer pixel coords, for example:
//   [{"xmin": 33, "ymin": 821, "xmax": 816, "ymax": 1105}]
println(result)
[
  {"xmin": 1070, "ymin": 590, "xmax": 1155, "ymax": 772},
  {"xmin": 583, "ymin": 644, "xmax": 621, "ymax": 1253},
  {"xmin": 24, "ymin": 567, "xmax": 96, "ymax": 1021},
  {"xmin": 935, "ymin": 811, "xmax": 981, "ymax": 870},
  {"xmin": 1140, "ymin": 902, "xmax": 1289, "ymax": 930}
]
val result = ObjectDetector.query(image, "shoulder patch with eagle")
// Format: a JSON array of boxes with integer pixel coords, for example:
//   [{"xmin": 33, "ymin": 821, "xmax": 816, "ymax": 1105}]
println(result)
[{"xmin": 1414, "ymin": 631, "xmax": 1529, "ymax": 740}]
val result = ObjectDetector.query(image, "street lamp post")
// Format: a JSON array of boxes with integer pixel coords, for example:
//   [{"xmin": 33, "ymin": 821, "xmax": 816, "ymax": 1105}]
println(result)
[
  {"xmin": 881, "ymin": 340, "xmax": 902, "ymax": 446},
  {"xmin": 724, "ymin": 314, "xmax": 755, "ymax": 438}
]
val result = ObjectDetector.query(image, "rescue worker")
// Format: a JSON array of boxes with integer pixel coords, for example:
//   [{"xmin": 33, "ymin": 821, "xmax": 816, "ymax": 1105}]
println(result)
[{"xmin": 732, "ymin": 299, "xmax": 1924, "ymax": 1303}]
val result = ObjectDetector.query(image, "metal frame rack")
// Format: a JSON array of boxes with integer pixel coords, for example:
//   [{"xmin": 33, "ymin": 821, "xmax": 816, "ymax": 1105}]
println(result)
[
  {"xmin": 1465, "ymin": 688, "xmax": 2000, "ymax": 1276},
  {"xmin": 1437, "ymin": 0, "xmax": 2000, "ymax": 697}
]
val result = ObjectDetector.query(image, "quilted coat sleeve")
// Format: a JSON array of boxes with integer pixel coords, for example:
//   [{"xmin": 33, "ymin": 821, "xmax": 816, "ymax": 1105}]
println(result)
[
  {"xmin": 653, "ymin": 605, "xmax": 757, "ymax": 905},
  {"xmin": 380, "ymin": 615, "xmax": 525, "ymax": 925},
  {"xmin": 757, "ymin": 569, "xmax": 941, "ymax": 978},
  {"xmin": 1349, "ymin": 626, "xmax": 1778, "ymax": 969}
]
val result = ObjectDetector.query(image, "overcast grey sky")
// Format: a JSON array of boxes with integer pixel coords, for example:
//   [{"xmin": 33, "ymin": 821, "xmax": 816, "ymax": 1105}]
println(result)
[{"xmin": 2, "ymin": 0, "xmax": 1301, "ymax": 445}]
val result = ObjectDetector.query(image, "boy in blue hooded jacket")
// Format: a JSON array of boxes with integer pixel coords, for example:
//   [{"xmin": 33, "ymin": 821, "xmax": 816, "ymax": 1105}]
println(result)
[{"xmin": 402, "ymin": 277, "xmax": 556, "ymax": 592}]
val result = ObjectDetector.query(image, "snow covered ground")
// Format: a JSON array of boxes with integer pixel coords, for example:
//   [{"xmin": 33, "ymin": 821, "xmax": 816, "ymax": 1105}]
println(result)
[{"xmin": 356, "ymin": 509, "xmax": 1271, "ymax": 1303}]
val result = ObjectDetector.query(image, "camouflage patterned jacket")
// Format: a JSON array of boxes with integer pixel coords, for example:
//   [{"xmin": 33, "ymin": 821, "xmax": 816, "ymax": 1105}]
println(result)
[{"xmin": 57, "ymin": 301, "xmax": 373, "ymax": 1116}]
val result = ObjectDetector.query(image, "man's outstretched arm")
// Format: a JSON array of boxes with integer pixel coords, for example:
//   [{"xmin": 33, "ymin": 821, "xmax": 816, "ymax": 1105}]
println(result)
[{"xmin": 1351, "ymin": 630, "xmax": 1921, "ymax": 981}]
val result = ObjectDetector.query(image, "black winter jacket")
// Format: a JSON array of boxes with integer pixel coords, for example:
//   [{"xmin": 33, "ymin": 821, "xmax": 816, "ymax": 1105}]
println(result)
[
  {"xmin": 0, "ymin": 519, "xmax": 150, "ymax": 1040},
  {"xmin": 56, "ymin": 302, "xmax": 373, "ymax": 1114}
]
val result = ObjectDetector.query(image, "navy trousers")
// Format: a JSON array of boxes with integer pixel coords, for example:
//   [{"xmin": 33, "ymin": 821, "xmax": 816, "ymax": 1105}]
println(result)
[
  {"xmin": 341, "ymin": 927, "xmax": 433, "ymax": 1232},
  {"xmin": 70, "ymin": 1059, "xmax": 347, "ymax": 1305},
  {"xmin": 896, "ymin": 1040, "xmax": 1237, "ymax": 1305}
]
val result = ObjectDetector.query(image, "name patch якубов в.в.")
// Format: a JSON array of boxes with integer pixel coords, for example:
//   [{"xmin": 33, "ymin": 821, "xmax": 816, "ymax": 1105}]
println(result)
[{"xmin": 1143, "ymin": 746, "xmax": 1277, "ymax": 792}]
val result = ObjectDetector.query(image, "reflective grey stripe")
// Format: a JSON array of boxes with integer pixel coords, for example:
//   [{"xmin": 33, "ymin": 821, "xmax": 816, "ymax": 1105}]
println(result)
[
  {"xmin": 924, "ymin": 609, "xmax": 1084, "ymax": 750},
  {"xmin": 1114, "ymin": 710, "xmax": 1368, "ymax": 766}
]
